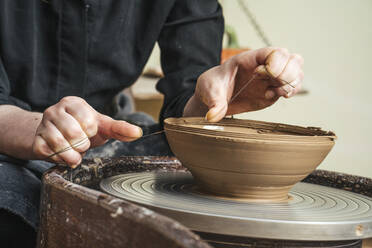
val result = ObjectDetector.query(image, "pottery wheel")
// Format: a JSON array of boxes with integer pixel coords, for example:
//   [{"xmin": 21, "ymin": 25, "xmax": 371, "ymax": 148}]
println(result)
[{"xmin": 100, "ymin": 172, "xmax": 372, "ymax": 241}]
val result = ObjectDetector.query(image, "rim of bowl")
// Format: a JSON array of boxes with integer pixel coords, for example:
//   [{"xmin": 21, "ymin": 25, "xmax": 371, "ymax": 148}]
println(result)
[{"xmin": 164, "ymin": 117, "xmax": 336, "ymax": 142}]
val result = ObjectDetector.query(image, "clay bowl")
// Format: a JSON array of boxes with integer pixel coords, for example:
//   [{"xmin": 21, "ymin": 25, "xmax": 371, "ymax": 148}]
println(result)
[{"xmin": 164, "ymin": 117, "xmax": 336, "ymax": 202}]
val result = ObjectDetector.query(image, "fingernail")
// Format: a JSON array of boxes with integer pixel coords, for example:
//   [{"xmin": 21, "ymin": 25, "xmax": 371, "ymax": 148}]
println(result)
[
  {"xmin": 289, "ymin": 79, "xmax": 298, "ymax": 87},
  {"xmin": 206, "ymin": 108, "xmax": 221, "ymax": 122},
  {"xmin": 71, "ymin": 157, "xmax": 82, "ymax": 169},
  {"xmin": 137, "ymin": 127, "xmax": 143, "ymax": 137},
  {"xmin": 286, "ymin": 89, "xmax": 293, "ymax": 97},
  {"xmin": 126, "ymin": 126, "xmax": 143, "ymax": 140},
  {"xmin": 205, "ymin": 110, "xmax": 213, "ymax": 122},
  {"xmin": 125, "ymin": 125, "xmax": 143, "ymax": 138},
  {"xmin": 281, "ymin": 85, "xmax": 291, "ymax": 95},
  {"xmin": 254, "ymin": 65, "xmax": 267, "ymax": 76},
  {"xmin": 71, "ymin": 163, "xmax": 79, "ymax": 169}
]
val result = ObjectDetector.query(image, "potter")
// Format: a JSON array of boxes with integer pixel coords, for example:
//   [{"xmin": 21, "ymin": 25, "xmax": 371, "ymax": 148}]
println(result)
[{"xmin": 0, "ymin": 1, "xmax": 303, "ymax": 246}]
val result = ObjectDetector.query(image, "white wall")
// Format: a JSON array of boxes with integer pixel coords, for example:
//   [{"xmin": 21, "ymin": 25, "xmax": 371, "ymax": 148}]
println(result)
[
  {"xmin": 222, "ymin": 0, "xmax": 372, "ymax": 177},
  {"xmin": 145, "ymin": 0, "xmax": 372, "ymax": 177}
]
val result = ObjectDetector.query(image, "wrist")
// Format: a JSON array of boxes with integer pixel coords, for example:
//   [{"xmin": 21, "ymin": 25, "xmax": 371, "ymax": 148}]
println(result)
[
  {"xmin": 0, "ymin": 105, "xmax": 42, "ymax": 160},
  {"xmin": 12, "ymin": 112, "xmax": 42, "ymax": 160}
]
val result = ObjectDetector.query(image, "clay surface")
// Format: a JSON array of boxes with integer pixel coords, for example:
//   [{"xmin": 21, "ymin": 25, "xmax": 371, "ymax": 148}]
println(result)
[{"xmin": 164, "ymin": 117, "xmax": 336, "ymax": 202}]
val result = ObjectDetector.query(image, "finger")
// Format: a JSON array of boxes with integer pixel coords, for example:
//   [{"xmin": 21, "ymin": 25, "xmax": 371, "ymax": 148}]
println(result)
[
  {"xmin": 265, "ymin": 48, "xmax": 290, "ymax": 78},
  {"xmin": 250, "ymin": 47, "xmax": 278, "ymax": 66},
  {"xmin": 274, "ymin": 82, "xmax": 295, "ymax": 98},
  {"xmin": 200, "ymin": 84, "xmax": 229, "ymax": 122},
  {"xmin": 239, "ymin": 47, "xmax": 299, "ymax": 74},
  {"xmin": 97, "ymin": 114, "xmax": 142, "ymax": 141},
  {"xmin": 206, "ymin": 101, "xmax": 228, "ymax": 122},
  {"xmin": 49, "ymin": 111, "xmax": 91, "ymax": 153},
  {"xmin": 233, "ymin": 47, "xmax": 274, "ymax": 74},
  {"xmin": 40, "ymin": 121, "xmax": 82, "ymax": 167},
  {"xmin": 256, "ymin": 60, "xmax": 301, "ymax": 99},
  {"xmin": 33, "ymin": 134, "xmax": 64, "ymax": 163},
  {"xmin": 291, "ymin": 80, "xmax": 303, "ymax": 96},
  {"xmin": 289, "ymin": 72, "xmax": 304, "ymax": 97},
  {"xmin": 277, "ymin": 54, "xmax": 303, "ymax": 88},
  {"xmin": 111, "ymin": 120, "xmax": 143, "ymax": 141},
  {"xmin": 293, "ymin": 53, "xmax": 304, "ymax": 67},
  {"xmin": 274, "ymin": 76, "xmax": 302, "ymax": 98},
  {"xmin": 64, "ymin": 103, "xmax": 98, "ymax": 138},
  {"xmin": 254, "ymin": 65, "xmax": 270, "ymax": 78},
  {"xmin": 254, "ymin": 65, "xmax": 281, "ymax": 87}
]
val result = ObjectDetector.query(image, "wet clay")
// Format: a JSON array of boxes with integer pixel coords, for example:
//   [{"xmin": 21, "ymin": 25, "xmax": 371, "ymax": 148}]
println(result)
[
  {"xmin": 188, "ymin": 124, "xmax": 289, "ymax": 135},
  {"xmin": 190, "ymin": 184, "xmax": 294, "ymax": 203},
  {"xmin": 164, "ymin": 117, "xmax": 336, "ymax": 202}
]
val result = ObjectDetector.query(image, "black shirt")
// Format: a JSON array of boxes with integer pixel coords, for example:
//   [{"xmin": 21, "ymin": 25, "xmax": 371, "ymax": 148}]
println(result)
[{"xmin": 0, "ymin": 0, "xmax": 223, "ymax": 122}]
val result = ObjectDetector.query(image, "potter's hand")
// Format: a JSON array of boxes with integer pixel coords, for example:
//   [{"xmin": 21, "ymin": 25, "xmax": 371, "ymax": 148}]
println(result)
[
  {"xmin": 183, "ymin": 47, "xmax": 304, "ymax": 122},
  {"xmin": 32, "ymin": 96, "xmax": 142, "ymax": 167}
]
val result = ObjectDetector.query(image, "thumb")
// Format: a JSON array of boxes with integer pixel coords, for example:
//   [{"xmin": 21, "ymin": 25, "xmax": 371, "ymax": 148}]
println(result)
[
  {"xmin": 96, "ymin": 113, "xmax": 143, "ymax": 141},
  {"xmin": 205, "ymin": 101, "xmax": 228, "ymax": 123}
]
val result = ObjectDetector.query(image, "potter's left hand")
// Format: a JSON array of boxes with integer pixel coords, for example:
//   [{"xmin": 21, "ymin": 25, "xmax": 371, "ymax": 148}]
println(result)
[{"xmin": 183, "ymin": 47, "xmax": 304, "ymax": 122}]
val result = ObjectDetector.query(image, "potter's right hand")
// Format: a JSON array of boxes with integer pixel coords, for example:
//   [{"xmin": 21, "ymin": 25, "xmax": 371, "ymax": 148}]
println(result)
[{"xmin": 32, "ymin": 96, "xmax": 142, "ymax": 168}]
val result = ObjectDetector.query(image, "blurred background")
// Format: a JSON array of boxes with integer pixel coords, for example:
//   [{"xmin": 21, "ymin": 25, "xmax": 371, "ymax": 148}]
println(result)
[{"xmin": 132, "ymin": 0, "xmax": 372, "ymax": 177}]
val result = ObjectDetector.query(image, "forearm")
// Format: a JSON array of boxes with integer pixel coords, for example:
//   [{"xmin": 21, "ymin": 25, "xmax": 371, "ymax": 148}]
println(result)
[
  {"xmin": 0, "ymin": 105, "xmax": 42, "ymax": 160},
  {"xmin": 157, "ymin": 0, "xmax": 223, "ymax": 121}
]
